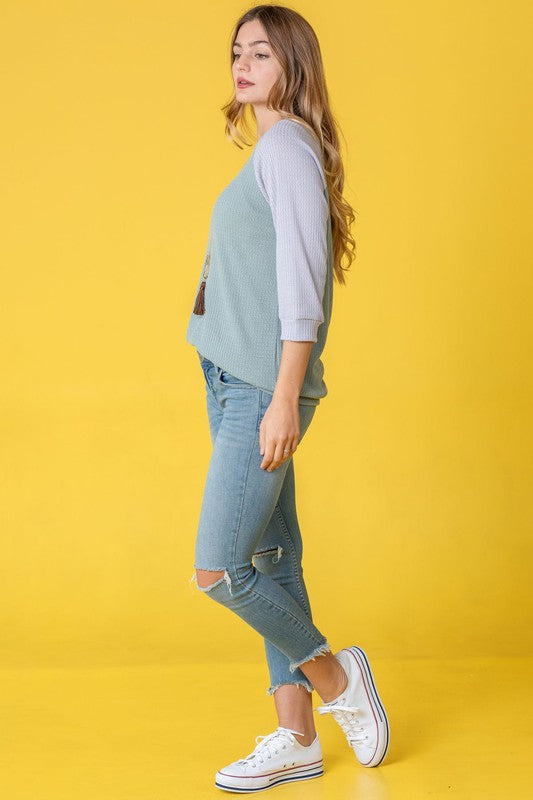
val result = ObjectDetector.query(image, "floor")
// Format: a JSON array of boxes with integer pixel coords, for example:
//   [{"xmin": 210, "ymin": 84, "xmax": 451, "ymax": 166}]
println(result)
[{"xmin": 1, "ymin": 657, "xmax": 530, "ymax": 799}]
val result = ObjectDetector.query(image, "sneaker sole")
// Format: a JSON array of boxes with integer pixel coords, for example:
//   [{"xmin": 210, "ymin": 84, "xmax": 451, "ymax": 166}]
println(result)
[
  {"xmin": 346, "ymin": 645, "xmax": 390, "ymax": 767},
  {"xmin": 215, "ymin": 760, "xmax": 324, "ymax": 792}
]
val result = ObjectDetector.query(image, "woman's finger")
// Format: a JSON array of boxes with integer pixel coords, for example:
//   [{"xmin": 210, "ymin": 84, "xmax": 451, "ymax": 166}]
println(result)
[
  {"xmin": 266, "ymin": 440, "xmax": 288, "ymax": 472},
  {"xmin": 260, "ymin": 439, "xmax": 276, "ymax": 470}
]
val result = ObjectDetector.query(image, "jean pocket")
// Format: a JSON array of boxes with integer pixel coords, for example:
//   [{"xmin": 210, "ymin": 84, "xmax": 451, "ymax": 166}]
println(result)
[{"xmin": 218, "ymin": 369, "xmax": 254, "ymax": 388}]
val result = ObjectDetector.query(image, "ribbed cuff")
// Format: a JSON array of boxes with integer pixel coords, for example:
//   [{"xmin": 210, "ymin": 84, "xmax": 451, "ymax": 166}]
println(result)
[{"xmin": 280, "ymin": 318, "xmax": 321, "ymax": 342}]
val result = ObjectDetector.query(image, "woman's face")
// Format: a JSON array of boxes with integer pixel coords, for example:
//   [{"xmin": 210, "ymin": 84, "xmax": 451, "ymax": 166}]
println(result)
[{"xmin": 232, "ymin": 19, "xmax": 283, "ymax": 107}]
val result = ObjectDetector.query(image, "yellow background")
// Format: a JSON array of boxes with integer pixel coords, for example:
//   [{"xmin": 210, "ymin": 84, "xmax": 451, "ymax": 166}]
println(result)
[{"xmin": 1, "ymin": 2, "xmax": 532, "ymax": 797}]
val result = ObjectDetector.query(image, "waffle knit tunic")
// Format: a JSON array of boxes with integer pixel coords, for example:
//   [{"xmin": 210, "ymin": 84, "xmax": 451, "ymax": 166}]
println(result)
[{"xmin": 185, "ymin": 118, "xmax": 334, "ymax": 405}]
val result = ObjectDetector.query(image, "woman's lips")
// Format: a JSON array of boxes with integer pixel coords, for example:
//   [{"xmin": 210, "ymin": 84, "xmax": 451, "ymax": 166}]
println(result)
[{"xmin": 237, "ymin": 81, "xmax": 254, "ymax": 87}]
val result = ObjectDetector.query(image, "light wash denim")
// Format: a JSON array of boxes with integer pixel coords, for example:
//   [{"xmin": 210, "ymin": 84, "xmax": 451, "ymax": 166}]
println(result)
[{"xmin": 189, "ymin": 350, "xmax": 331, "ymax": 695}]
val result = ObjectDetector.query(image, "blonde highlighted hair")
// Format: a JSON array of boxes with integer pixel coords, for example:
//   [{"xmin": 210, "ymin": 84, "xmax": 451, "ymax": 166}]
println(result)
[{"xmin": 221, "ymin": 4, "xmax": 356, "ymax": 285}]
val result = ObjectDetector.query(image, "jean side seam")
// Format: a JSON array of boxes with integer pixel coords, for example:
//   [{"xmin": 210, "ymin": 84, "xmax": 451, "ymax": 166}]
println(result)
[{"xmin": 273, "ymin": 503, "xmax": 310, "ymax": 616}]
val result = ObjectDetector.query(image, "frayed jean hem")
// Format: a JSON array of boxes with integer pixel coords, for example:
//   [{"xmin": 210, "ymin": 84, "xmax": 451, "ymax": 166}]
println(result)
[
  {"xmin": 288, "ymin": 640, "xmax": 332, "ymax": 674},
  {"xmin": 266, "ymin": 679, "xmax": 314, "ymax": 696}
]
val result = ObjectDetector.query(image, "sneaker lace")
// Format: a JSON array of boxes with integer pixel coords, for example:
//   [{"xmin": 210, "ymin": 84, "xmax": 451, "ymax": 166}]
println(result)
[
  {"xmin": 236, "ymin": 726, "xmax": 304, "ymax": 767},
  {"xmin": 314, "ymin": 702, "xmax": 369, "ymax": 747}
]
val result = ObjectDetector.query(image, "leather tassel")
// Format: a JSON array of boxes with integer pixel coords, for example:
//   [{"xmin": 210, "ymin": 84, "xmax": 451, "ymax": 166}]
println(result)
[
  {"xmin": 193, "ymin": 280, "xmax": 206, "ymax": 315},
  {"xmin": 193, "ymin": 252, "xmax": 210, "ymax": 316}
]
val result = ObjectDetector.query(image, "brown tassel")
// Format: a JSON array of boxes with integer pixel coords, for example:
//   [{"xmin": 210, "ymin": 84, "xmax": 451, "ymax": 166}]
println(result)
[
  {"xmin": 192, "ymin": 253, "xmax": 211, "ymax": 315},
  {"xmin": 193, "ymin": 280, "xmax": 206, "ymax": 315},
  {"xmin": 193, "ymin": 253, "xmax": 210, "ymax": 315}
]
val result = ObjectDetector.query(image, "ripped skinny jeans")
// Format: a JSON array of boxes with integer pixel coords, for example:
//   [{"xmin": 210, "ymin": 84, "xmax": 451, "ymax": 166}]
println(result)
[{"xmin": 189, "ymin": 351, "xmax": 332, "ymax": 696}]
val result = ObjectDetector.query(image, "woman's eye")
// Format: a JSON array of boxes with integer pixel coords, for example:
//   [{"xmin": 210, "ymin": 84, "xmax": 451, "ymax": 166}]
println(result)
[{"xmin": 232, "ymin": 53, "xmax": 269, "ymax": 60}]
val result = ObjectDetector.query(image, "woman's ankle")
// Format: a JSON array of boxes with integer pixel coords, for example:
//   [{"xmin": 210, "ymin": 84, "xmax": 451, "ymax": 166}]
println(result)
[
  {"xmin": 320, "ymin": 663, "xmax": 348, "ymax": 703},
  {"xmin": 293, "ymin": 730, "xmax": 317, "ymax": 747}
]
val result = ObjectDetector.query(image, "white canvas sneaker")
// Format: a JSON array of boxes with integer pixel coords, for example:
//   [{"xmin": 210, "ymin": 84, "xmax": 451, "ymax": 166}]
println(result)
[
  {"xmin": 314, "ymin": 645, "xmax": 390, "ymax": 767},
  {"xmin": 215, "ymin": 726, "xmax": 324, "ymax": 793}
]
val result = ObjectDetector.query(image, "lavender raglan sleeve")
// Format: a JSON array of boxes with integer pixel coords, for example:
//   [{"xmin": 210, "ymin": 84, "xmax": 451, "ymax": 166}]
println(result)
[{"xmin": 254, "ymin": 128, "xmax": 329, "ymax": 342}]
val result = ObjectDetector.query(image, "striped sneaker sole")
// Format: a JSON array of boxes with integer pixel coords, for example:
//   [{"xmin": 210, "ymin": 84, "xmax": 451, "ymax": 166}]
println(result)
[{"xmin": 215, "ymin": 759, "xmax": 324, "ymax": 792}]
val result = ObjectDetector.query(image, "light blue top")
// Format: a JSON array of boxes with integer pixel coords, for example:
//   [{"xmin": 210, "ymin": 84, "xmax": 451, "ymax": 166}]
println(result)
[{"xmin": 185, "ymin": 118, "xmax": 334, "ymax": 405}]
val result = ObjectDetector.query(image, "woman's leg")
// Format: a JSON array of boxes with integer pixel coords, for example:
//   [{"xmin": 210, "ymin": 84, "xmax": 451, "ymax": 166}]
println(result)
[
  {"xmin": 191, "ymin": 361, "xmax": 333, "ymax": 676},
  {"xmin": 190, "ymin": 356, "xmax": 347, "ymax": 724}
]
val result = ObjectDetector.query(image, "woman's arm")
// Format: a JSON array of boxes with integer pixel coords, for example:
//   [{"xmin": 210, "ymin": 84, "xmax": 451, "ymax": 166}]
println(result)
[{"xmin": 254, "ymin": 124, "xmax": 329, "ymax": 471}]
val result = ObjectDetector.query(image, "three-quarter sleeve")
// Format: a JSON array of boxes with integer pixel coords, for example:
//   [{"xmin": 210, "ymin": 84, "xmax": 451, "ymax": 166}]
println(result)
[{"xmin": 253, "ymin": 124, "xmax": 329, "ymax": 342}]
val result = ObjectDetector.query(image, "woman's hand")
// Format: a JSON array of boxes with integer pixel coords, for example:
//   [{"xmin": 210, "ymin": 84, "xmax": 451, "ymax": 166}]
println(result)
[
  {"xmin": 259, "ymin": 398, "xmax": 300, "ymax": 472},
  {"xmin": 259, "ymin": 339, "xmax": 313, "ymax": 471}
]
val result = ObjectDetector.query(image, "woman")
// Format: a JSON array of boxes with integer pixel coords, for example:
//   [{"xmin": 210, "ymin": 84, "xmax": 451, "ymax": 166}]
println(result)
[{"xmin": 186, "ymin": 5, "xmax": 390, "ymax": 792}]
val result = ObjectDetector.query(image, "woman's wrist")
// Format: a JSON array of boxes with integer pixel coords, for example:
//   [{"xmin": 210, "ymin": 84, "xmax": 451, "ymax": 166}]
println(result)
[
  {"xmin": 272, "ymin": 388, "xmax": 300, "ymax": 406},
  {"xmin": 274, "ymin": 340, "xmax": 313, "ymax": 406}
]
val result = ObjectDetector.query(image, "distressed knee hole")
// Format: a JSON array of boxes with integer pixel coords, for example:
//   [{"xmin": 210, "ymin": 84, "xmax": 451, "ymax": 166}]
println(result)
[
  {"xmin": 196, "ymin": 568, "xmax": 224, "ymax": 588},
  {"xmin": 189, "ymin": 568, "xmax": 233, "ymax": 595},
  {"xmin": 252, "ymin": 545, "xmax": 283, "ymax": 564}
]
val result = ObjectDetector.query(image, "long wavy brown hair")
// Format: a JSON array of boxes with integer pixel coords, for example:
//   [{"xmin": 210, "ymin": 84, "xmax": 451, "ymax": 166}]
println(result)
[{"xmin": 221, "ymin": 4, "xmax": 356, "ymax": 285}]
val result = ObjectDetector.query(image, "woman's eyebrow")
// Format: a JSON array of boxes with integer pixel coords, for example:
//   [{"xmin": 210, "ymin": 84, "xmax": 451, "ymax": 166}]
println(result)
[{"xmin": 233, "ymin": 40, "xmax": 270, "ymax": 48}]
